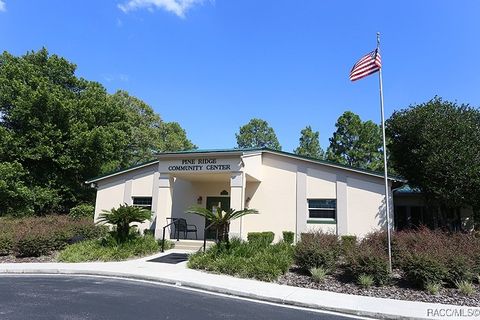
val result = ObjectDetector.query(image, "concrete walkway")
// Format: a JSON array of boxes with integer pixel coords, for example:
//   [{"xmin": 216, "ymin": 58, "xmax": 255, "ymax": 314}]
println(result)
[{"xmin": 1, "ymin": 249, "xmax": 479, "ymax": 320}]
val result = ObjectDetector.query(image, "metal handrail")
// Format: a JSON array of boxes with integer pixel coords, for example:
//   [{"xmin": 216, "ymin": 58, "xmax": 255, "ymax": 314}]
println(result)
[
  {"xmin": 203, "ymin": 222, "xmax": 216, "ymax": 252},
  {"xmin": 161, "ymin": 220, "xmax": 180, "ymax": 252}
]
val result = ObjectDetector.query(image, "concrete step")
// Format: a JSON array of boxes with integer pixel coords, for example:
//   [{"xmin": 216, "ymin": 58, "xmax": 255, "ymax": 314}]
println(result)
[{"xmin": 171, "ymin": 240, "xmax": 215, "ymax": 252}]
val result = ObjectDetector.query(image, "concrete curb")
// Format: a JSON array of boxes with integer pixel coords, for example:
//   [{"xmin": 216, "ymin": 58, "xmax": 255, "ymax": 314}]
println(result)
[{"xmin": 1, "ymin": 268, "xmax": 421, "ymax": 320}]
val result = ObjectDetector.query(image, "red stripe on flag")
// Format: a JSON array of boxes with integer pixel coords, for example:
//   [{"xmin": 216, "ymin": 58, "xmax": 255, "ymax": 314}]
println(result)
[{"xmin": 349, "ymin": 49, "xmax": 382, "ymax": 82}]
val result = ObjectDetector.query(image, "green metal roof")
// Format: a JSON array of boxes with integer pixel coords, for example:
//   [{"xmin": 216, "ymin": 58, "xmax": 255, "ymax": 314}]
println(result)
[
  {"xmin": 85, "ymin": 159, "xmax": 159, "ymax": 184},
  {"xmin": 86, "ymin": 147, "xmax": 404, "ymax": 184},
  {"xmin": 393, "ymin": 184, "xmax": 422, "ymax": 194}
]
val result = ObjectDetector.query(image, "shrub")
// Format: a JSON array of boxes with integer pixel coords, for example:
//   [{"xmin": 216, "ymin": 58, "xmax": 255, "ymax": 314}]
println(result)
[
  {"xmin": 188, "ymin": 239, "xmax": 293, "ymax": 282},
  {"xmin": 357, "ymin": 274, "xmax": 374, "ymax": 289},
  {"xmin": 69, "ymin": 203, "xmax": 95, "ymax": 219},
  {"xmin": 456, "ymin": 280, "xmax": 475, "ymax": 296},
  {"xmin": 97, "ymin": 204, "xmax": 151, "ymax": 243},
  {"xmin": 294, "ymin": 231, "xmax": 340, "ymax": 272},
  {"xmin": 282, "ymin": 231, "xmax": 294, "ymax": 245},
  {"xmin": 0, "ymin": 216, "xmax": 107, "ymax": 257},
  {"xmin": 58, "ymin": 234, "xmax": 159, "ymax": 262},
  {"xmin": 0, "ymin": 233, "xmax": 13, "ymax": 256},
  {"xmin": 345, "ymin": 232, "xmax": 390, "ymax": 286},
  {"xmin": 402, "ymin": 254, "xmax": 448, "ymax": 289},
  {"xmin": 310, "ymin": 267, "xmax": 327, "ymax": 283},
  {"xmin": 425, "ymin": 282, "xmax": 441, "ymax": 295},
  {"xmin": 346, "ymin": 249, "xmax": 390, "ymax": 286},
  {"xmin": 247, "ymin": 232, "xmax": 275, "ymax": 245},
  {"xmin": 340, "ymin": 235, "xmax": 357, "ymax": 254},
  {"xmin": 446, "ymin": 256, "xmax": 475, "ymax": 284},
  {"xmin": 157, "ymin": 239, "xmax": 174, "ymax": 251}
]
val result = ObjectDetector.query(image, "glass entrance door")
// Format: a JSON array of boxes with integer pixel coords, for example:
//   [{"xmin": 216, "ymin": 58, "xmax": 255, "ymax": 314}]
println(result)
[{"xmin": 205, "ymin": 197, "xmax": 231, "ymax": 240}]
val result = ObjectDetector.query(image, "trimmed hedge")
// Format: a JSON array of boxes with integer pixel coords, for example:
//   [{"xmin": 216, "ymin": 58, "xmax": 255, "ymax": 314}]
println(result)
[
  {"xmin": 0, "ymin": 216, "xmax": 107, "ymax": 257},
  {"xmin": 294, "ymin": 231, "xmax": 340, "ymax": 272},
  {"xmin": 282, "ymin": 231, "xmax": 294, "ymax": 245},
  {"xmin": 247, "ymin": 232, "xmax": 275, "ymax": 245}
]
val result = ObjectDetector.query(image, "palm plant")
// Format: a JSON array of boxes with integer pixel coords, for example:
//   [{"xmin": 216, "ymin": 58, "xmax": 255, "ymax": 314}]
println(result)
[
  {"xmin": 97, "ymin": 204, "xmax": 151, "ymax": 243},
  {"xmin": 186, "ymin": 206, "xmax": 258, "ymax": 244}
]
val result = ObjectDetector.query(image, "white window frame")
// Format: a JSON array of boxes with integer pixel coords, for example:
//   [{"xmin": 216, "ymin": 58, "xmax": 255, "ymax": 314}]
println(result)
[
  {"xmin": 132, "ymin": 196, "xmax": 153, "ymax": 211},
  {"xmin": 307, "ymin": 199, "xmax": 337, "ymax": 222}
]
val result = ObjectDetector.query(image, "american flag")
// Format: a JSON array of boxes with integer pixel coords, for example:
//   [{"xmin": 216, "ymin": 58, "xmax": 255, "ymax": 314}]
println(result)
[{"xmin": 349, "ymin": 49, "xmax": 382, "ymax": 81}]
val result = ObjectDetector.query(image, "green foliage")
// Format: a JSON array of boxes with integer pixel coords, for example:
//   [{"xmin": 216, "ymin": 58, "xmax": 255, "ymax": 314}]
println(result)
[
  {"xmin": 0, "ymin": 216, "xmax": 106, "ymax": 257},
  {"xmin": 294, "ymin": 126, "xmax": 324, "ymax": 159},
  {"xmin": 425, "ymin": 282, "xmax": 442, "ymax": 295},
  {"xmin": 340, "ymin": 235, "xmax": 357, "ymax": 254},
  {"xmin": 0, "ymin": 49, "xmax": 195, "ymax": 215},
  {"xmin": 393, "ymin": 228, "xmax": 480, "ymax": 287},
  {"xmin": 282, "ymin": 231, "xmax": 294, "ymax": 245},
  {"xmin": 97, "ymin": 204, "xmax": 151, "ymax": 243},
  {"xmin": 158, "ymin": 122, "xmax": 196, "ymax": 152},
  {"xmin": 247, "ymin": 232, "xmax": 275, "ymax": 245},
  {"xmin": 357, "ymin": 274, "xmax": 375, "ymax": 289},
  {"xmin": 402, "ymin": 254, "xmax": 448, "ymax": 289},
  {"xmin": 310, "ymin": 267, "xmax": 327, "ymax": 283},
  {"xmin": 447, "ymin": 256, "xmax": 475, "ymax": 284},
  {"xmin": 386, "ymin": 97, "xmax": 480, "ymax": 225},
  {"xmin": 187, "ymin": 205, "xmax": 258, "ymax": 243},
  {"xmin": 326, "ymin": 111, "xmax": 383, "ymax": 171},
  {"xmin": 188, "ymin": 239, "xmax": 293, "ymax": 282},
  {"xmin": 235, "ymin": 118, "xmax": 282, "ymax": 150},
  {"xmin": 345, "ymin": 232, "xmax": 390, "ymax": 286},
  {"xmin": 69, "ymin": 203, "xmax": 95, "ymax": 219},
  {"xmin": 0, "ymin": 232, "xmax": 14, "ymax": 256},
  {"xmin": 294, "ymin": 232, "xmax": 340, "ymax": 272},
  {"xmin": 157, "ymin": 239, "xmax": 174, "ymax": 251},
  {"xmin": 58, "ymin": 234, "xmax": 159, "ymax": 262},
  {"xmin": 456, "ymin": 280, "xmax": 475, "ymax": 296}
]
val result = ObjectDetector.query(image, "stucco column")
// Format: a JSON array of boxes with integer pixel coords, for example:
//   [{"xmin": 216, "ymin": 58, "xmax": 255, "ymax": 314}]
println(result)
[
  {"xmin": 123, "ymin": 179, "xmax": 132, "ymax": 204},
  {"xmin": 295, "ymin": 166, "xmax": 307, "ymax": 242},
  {"xmin": 336, "ymin": 175, "xmax": 348, "ymax": 235},
  {"xmin": 229, "ymin": 171, "xmax": 245, "ymax": 239},
  {"xmin": 154, "ymin": 173, "xmax": 173, "ymax": 239}
]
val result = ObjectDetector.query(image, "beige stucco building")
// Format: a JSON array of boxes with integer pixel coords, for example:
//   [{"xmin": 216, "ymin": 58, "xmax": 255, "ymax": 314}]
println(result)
[{"xmin": 86, "ymin": 148, "xmax": 399, "ymax": 242}]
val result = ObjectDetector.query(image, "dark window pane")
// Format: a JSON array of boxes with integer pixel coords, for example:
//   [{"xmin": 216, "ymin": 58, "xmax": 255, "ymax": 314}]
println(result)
[
  {"xmin": 309, "ymin": 209, "xmax": 335, "ymax": 219},
  {"xmin": 133, "ymin": 197, "xmax": 152, "ymax": 206},
  {"xmin": 308, "ymin": 199, "xmax": 336, "ymax": 209}
]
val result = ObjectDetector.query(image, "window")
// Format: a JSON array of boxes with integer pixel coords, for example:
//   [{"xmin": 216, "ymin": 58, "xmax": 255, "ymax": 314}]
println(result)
[
  {"xmin": 307, "ymin": 199, "xmax": 336, "ymax": 221},
  {"xmin": 132, "ymin": 197, "xmax": 152, "ymax": 211}
]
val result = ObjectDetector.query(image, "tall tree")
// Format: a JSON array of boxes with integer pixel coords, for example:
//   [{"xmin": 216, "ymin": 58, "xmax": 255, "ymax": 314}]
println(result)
[
  {"xmin": 386, "ymin": 97, "xmax": 480, "ymax": 227},
  {"xmin": 158, "ymin": 121, "xmax": 196, "ymax": 152},
  {"xmin": 236, "ymin": 118, "xmax": 282, "ymax": 150},
  {"xmin": 326, "ymin": 111, "xmax": 383, "ymax": 171},
  {"xmin": 0, "ymin": 48, "xmax": 195, "ymax": 214},
  {"xmin": 294, "ymin": 126, "xmax": 324, "ymax": 159}
]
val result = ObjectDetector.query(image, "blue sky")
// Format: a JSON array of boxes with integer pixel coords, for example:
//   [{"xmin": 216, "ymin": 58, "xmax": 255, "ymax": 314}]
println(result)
[{"xmin": 1, "ymin": 0, "xmax": 479, "ymax": 152}]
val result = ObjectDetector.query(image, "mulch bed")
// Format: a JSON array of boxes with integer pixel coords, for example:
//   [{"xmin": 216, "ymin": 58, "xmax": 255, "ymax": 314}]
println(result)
[
  {"xmin": 0, "ymin": 252, "xmax": 58, "ymax": 263},
  {"xmin": 276, "ymin": 266, "xmax": 480, "ymax": 307}
]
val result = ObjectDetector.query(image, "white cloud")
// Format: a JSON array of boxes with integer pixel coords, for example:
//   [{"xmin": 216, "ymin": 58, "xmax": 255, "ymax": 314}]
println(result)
[
  {"xmin": 118, "ymin": 0, "xmax": 208, "ymax": 18},
  {"xmin": 102, "ymin": 73, "xmax": 129, "ymax": 83},
  {"xmin": 0, "ymin": 1, "xmax": 6, "ymax": 12}
]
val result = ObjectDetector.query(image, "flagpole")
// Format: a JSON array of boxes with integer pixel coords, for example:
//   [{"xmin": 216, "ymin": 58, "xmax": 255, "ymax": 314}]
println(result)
[{"xmin": 376, "ymin": 32, "xmax": 393, "ymax": 273}]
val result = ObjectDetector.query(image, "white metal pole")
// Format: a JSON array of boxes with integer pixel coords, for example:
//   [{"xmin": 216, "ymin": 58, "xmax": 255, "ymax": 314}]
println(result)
[{"xmin": 376, "ymin": 32, "xmax": 393, "ymax": 273}]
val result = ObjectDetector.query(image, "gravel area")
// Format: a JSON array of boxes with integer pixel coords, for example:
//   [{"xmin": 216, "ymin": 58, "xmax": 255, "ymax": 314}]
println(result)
[
  {"xmin": 277, "ymin": 267, "xmax": 480, "ymax": 306},
  {"xmin": 0, "ymin": 253, "xmax": 58, "ymax": 263}
]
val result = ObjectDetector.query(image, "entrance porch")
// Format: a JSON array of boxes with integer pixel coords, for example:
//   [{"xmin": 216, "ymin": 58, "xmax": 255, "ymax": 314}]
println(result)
[{"xmin": 154, "ymin": 171, "xmax": 259, "ymax": 241}]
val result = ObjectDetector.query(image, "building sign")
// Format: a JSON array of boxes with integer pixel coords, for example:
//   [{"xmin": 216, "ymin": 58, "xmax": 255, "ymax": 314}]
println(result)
[{"xmin": 160, "ymin": 157, "xmax": 241, "ymax": 173}]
